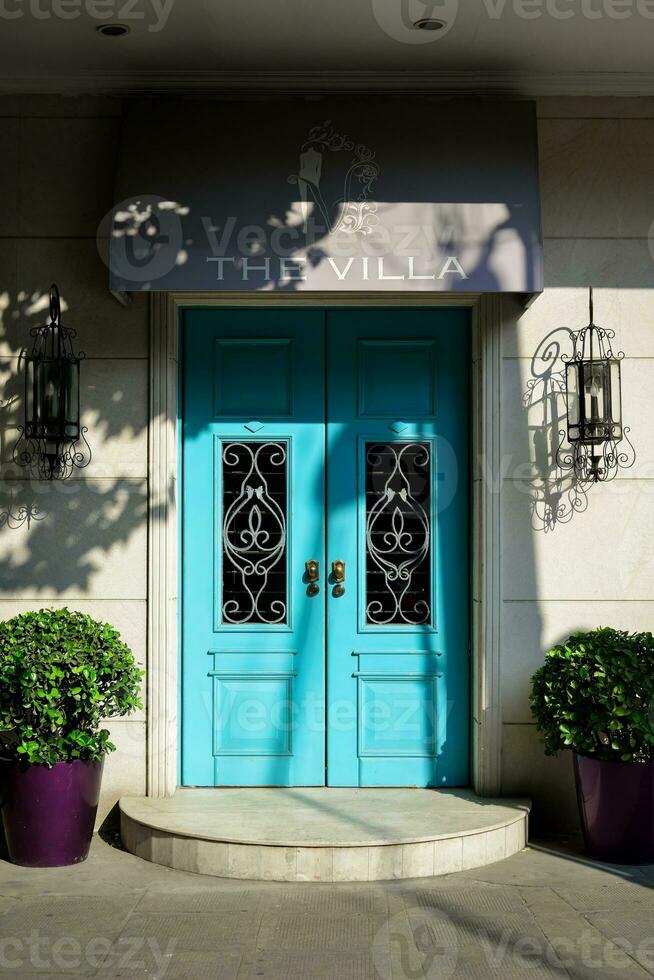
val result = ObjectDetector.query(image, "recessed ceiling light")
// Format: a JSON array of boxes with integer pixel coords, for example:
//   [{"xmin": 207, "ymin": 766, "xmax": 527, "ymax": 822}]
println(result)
[
  {"xmin": 413, "ymin": 17, "xmax": 446, "ymax": 30},
  {"xmin": 96, "ymin": 23, "xmax": 130, "ymax": 37}
]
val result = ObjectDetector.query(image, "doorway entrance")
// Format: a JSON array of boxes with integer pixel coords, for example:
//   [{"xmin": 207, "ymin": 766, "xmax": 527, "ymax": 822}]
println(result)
[{"xmin": 182, "ymin": 307, "xmax": 469, "ymax": 787}]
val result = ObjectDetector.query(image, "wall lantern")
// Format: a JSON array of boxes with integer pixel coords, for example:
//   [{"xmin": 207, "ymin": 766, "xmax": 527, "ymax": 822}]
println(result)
[
  {"xmin": 13, "ymin": 284, "xmax": 91, "ymax": 480},
  {"xmin": 558, "ymin": 287, "xmax": 635, "ymax": 483}
]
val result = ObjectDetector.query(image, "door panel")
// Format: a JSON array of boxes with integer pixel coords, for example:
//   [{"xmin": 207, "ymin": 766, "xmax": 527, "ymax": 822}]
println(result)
[
  {"xmin": 182, "ymin": 307, "xmax": 469, "ymax": 788},
  {"xmin": 326, "ymin": 309, "xmax": 470, "ymax": 786},
  {"xmin": 182, "ymin": 309, "xmax": 326, "ymax": 786}
]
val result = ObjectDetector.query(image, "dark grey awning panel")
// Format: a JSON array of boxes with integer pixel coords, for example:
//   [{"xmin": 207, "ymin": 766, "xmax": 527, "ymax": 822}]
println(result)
[{"xmin": 108, "ymin": 98, "xmax": 543, "ymax": 293}]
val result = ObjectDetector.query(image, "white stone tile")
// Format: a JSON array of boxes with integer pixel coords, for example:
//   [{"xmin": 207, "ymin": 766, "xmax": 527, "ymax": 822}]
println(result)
[
  {"xmin": 120, "ymin": 813, "xmax": 151, "ymax": 860},
  {"xmin": 168, "ymin": 835, "xmax": 198, "ymax": 874},
  {"xmin": 617, "ymin": 120, "xmax": 654, "ymax": 237},
  {"xmin": 502, "ymin": 288, "xmax": 589, "ymax": 359},
  {"xmin": 332, "ymin": 847, "xmax": 369, "ymax": 882},
  {"xmin": 79, "ymin": 359, "xmax": 148, "ymax": 478},
  {"xmin": 506, "ymin": 288, "xmax": 654, "ymax": 360},
  {"xmin": 501, "ymin": 477, "xmax": 654, "ymax": 601},
  {"xmin": 543, "ymin": 237, "xmax": 654, "ymax": 290},
  {"xmin": 0, "ymin": 96, "xmax": 21, "ymax": 116},
  {"xmin": 98, "ymin": 720, "xmax": 146, "ymax": 826},
  {"xmin": 260, "ymin": 845, "xmax": 298, "ymax": 881},
  {"xmin": 500, "ymin": 600, "xmax": 654, "ymax": 724},
  {"xmin": 0, "ymin": 478, "xmax": 147, "ymax": 600},
  {"xmin": 461, "ymin": 833, "xmax": 487, "ymax": 871},
  {"xmin": 505, "ymin": 817, "xmax": 528, "ymax": 856},
  {"xmin": 539, "ymin": 119, "xmax": 623, "ymax": 238},
  {"xmin": 0, "ymin": 119, "xmax": 19, "ymax": 236},
  {"xmin": 484, "ymin": 827, "xmax": 507, "ymax": 865},
  {"xmin": 401, "ymin": 842, "xmax": 434, "ymax": 879},
  {"xmin": 537, "ymin": 96, "xmax": 654, "ymax": 119},
  {"xmin": 501, "ymin": 723, "xmax": 580, "ymax": 835},
  {"xmin": 368, "ymin": 845, "xmax": 404, "ymax": 881},
  {"xmin": 295, "ymin": 847, "xmax": 334, "ymax": 882},
  {"xmin": 19, "ymin": 117, "xmax": 120, "ymax": 237},
  {"xmin": 0, "ymin": 239, "xmax": 18, "ymax": 346},
  {"xmin": 228, "ymin": 843, "xmax": 262, "ymax": 880},
  {"xmin": 149, "ymin": 829, "xmax": 175, "ymax": 868},
  {"xmin": 433, "ymin": 837, "xmax": 463, "ymax": 875},
  {"xmin": 604, "ymin": 288, "xmax": 654, "ymax": 357},
  {"xmin": 0, "ymin": 356, "xmax": 148, "ymax": 478},
  {"xmin": 539, "ymin": 116, "xmax": 654, "ymax": 239},
  {"xmin": 17, "ymin": 95, "xmax": 121, "ymax": 118},
  {"xmin": 193, "ymin": 839, "xmax": 230, "ymax": 877},
  {"xmin": 8, "ymin": 238, "xmax": 149, "ymax": 358}
]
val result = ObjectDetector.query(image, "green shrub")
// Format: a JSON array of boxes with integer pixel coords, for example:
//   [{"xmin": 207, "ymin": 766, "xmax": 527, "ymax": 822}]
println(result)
[
  {"xmin": 530, "ymin": 627, "xmax": 654, "ymax": 763},
  {"xmin": 0, "ymin": 608, "xmax": 143, "ymax": 766}
]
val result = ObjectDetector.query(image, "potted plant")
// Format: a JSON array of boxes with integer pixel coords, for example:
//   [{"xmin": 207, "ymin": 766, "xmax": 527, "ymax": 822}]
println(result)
[
  {"xmin": 530, "ymin": 626, "xmax": 654, "ymax": 863},
  {"xmin": 0, "ymin": 608, "xmax": 142, "ymax": 867}
]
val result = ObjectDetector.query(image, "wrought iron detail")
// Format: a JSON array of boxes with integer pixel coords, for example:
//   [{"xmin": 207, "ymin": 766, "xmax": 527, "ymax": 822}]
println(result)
[
  {"xmin": 555, "ymin": 424, "xmax": 636, "ymax": 485},
  {"xmin": 13, "ymin": 284, "xmax": 91, "ymax": 481},
  {"xmin": 522, "ymin": 328, "xmax": 589, "ymax": 531},
  {"xmin": 557, "ymin": 287, "xmax": 636, "ymax": 484},
  {"xmin": 522, "ymin": 292, "xmax": 637, "ymax": 532},
  {"xmin": 221, "ymin": 441, "xmax": 288, "ymax": 625},
  {"xmin": 365, "ymin": 442, "xmax": 431, "ymax": 626}
]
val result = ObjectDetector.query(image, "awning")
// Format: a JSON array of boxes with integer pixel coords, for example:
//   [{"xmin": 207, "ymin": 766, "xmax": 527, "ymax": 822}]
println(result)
[{"xmin": 107, "ymin": 98, "xmax": 543, "ymax": 293}]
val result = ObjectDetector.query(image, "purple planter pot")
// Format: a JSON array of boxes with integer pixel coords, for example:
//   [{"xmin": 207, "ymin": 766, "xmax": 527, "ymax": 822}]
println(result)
[
  {"xmin": 0, "ymin": 758, "xmax": 104, "ymax": 867},
  {"xmin": 574, "ymin": 752, "xmax": 654, "ymax": 864}
]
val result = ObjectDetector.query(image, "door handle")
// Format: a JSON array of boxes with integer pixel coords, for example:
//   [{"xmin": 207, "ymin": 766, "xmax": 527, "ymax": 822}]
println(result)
[
  {"xmin": 331, "ymin": 560, "xmax": 346, "ymax": 597},
  {"xmin": 305, "ymin": 559, "xmax": 320, "ymax": 596}
]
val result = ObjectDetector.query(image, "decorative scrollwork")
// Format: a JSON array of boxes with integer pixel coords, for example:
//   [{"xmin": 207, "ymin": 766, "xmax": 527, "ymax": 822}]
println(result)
[
  {"xmin": 365, "ymin": 442, "xmax": 431, "ymax": 626},
  {"xmin": 13, "ymin": 425, "xmax": 91, "ymax": 481},
  {"xmin": 0, "ymin": 494, "xmax": 46, "ymax": 530},
  {"xmin": 555, "ymin": 424, "xmax": 636, "ymax": 485},
  {"xmin": 12, "ymin": 284, "xmax": 91, "ymax": 481},
  {"xmin": 221, "ymin": 441, "xmax": 287, "ymax": 625},
  {"xmin": 288, "ymin": 122, "xmax": 380, "ymax": 237},
  {"xmin": 522, "ymin": 310, "xmax": 636, "ymax": 531}
]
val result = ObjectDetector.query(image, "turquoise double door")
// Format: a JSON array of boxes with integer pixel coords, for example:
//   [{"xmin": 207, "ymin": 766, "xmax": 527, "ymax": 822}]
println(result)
[{"xmin": 182, "ymin": 307, "xmax": 469, "ymax": 787}]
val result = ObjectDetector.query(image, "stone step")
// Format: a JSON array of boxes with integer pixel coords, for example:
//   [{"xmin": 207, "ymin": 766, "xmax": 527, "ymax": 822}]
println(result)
[{"xmin": 120, "ymin": 787, "xmax": 530, "ymax": 882}]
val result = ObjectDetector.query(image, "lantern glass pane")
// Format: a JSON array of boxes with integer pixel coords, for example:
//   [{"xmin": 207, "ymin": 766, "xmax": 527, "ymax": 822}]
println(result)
[
  {"xmin": 64, "ymin": 361, "xmax": 80, "ymax": 438},
  {"xmin": 583, "ymin": 360, "xmax": 608, "ymax": 427},
  {"xmin": 566, "ymin": 362, "xmax": 580, "ymax": 430},
  {"xmin": 25, "ymin": 358, "xmax": 34, "ymax": 427},
  {"xmin": 36, "ymin": 360, "xmax": 64, "ymax": 432},
  {"xmin": 610, "ymin": 359, "xmax": 622, "ymax": 429}
]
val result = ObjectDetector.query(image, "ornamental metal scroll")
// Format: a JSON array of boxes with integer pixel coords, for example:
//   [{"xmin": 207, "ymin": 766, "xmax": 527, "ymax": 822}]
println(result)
[
  {"xmin": 365, "ymin": 441, "xmax": 431, "ymax": 626},
  {"xmin": 522, "ymin": 325, "xmax": 634, "ymax": 533},
  {"xmin": 221, "ymin": 441, "xmax": 288, "ymax": 625}
]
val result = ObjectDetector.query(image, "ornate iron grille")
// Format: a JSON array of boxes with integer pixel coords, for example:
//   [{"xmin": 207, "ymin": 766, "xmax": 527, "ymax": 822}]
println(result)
[
  {"xmin": 13, "ymin": 284, "xmax": 91, "ymax": 480},
  {"xmin": 221, "ymin": 441, "xmax": 288, "ymax": 625},
  {"xmin": 365, "ymin": 442, "xmax": 431, "ymax": 626}
]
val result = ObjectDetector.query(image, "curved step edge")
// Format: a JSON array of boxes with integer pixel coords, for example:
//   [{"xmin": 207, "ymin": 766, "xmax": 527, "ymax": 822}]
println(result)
[{"xmin": 120, "ymin": 809, "xmax": 529, "ymax": 882}]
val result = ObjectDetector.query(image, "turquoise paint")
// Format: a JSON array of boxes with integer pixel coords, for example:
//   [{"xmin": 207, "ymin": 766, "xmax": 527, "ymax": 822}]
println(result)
[
  {"xmin": 182, "ymin": 307, "xmax": 469, "ymax": 787},
  {"xmin": 183, "ymin": 309, "xmax": 326, "ymax": 786},
  {"xmin": 325, "ymin": 309, "xmax": 469, "ymax": 786}
]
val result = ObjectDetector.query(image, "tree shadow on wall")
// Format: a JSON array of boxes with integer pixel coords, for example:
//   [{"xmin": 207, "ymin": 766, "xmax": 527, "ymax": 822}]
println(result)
[
  {"xmin": 0, "ymin": 289, "xmax": 149, "ymax": 598},
  {"xmin": 0, "ymin": 166, "xmax": 527, "ymax": 599},
  {"xmin": 522, "ymin": 327, "xmax": 593, "ymax": 533}
]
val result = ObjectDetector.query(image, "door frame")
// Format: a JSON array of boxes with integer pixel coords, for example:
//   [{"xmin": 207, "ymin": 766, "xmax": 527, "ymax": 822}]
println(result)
[{"xmin": 147, "ymin": 291, "xmax": 504, "ymax": 798}]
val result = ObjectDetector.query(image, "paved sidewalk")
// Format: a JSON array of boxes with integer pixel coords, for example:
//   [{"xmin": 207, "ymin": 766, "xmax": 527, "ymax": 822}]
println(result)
[{"xmin": 0, "ymin": 834, "xmax": 653, "ymax": 979}]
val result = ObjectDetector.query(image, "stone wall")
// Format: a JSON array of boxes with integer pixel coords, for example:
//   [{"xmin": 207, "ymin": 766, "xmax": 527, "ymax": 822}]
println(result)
[
  {"xmin": 500, "ymin": 97, "xmax": 654, "ymax": 830},
  {"xmin": 0, "ymin": 96, "xmax": 149, "ymax": 824}
]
